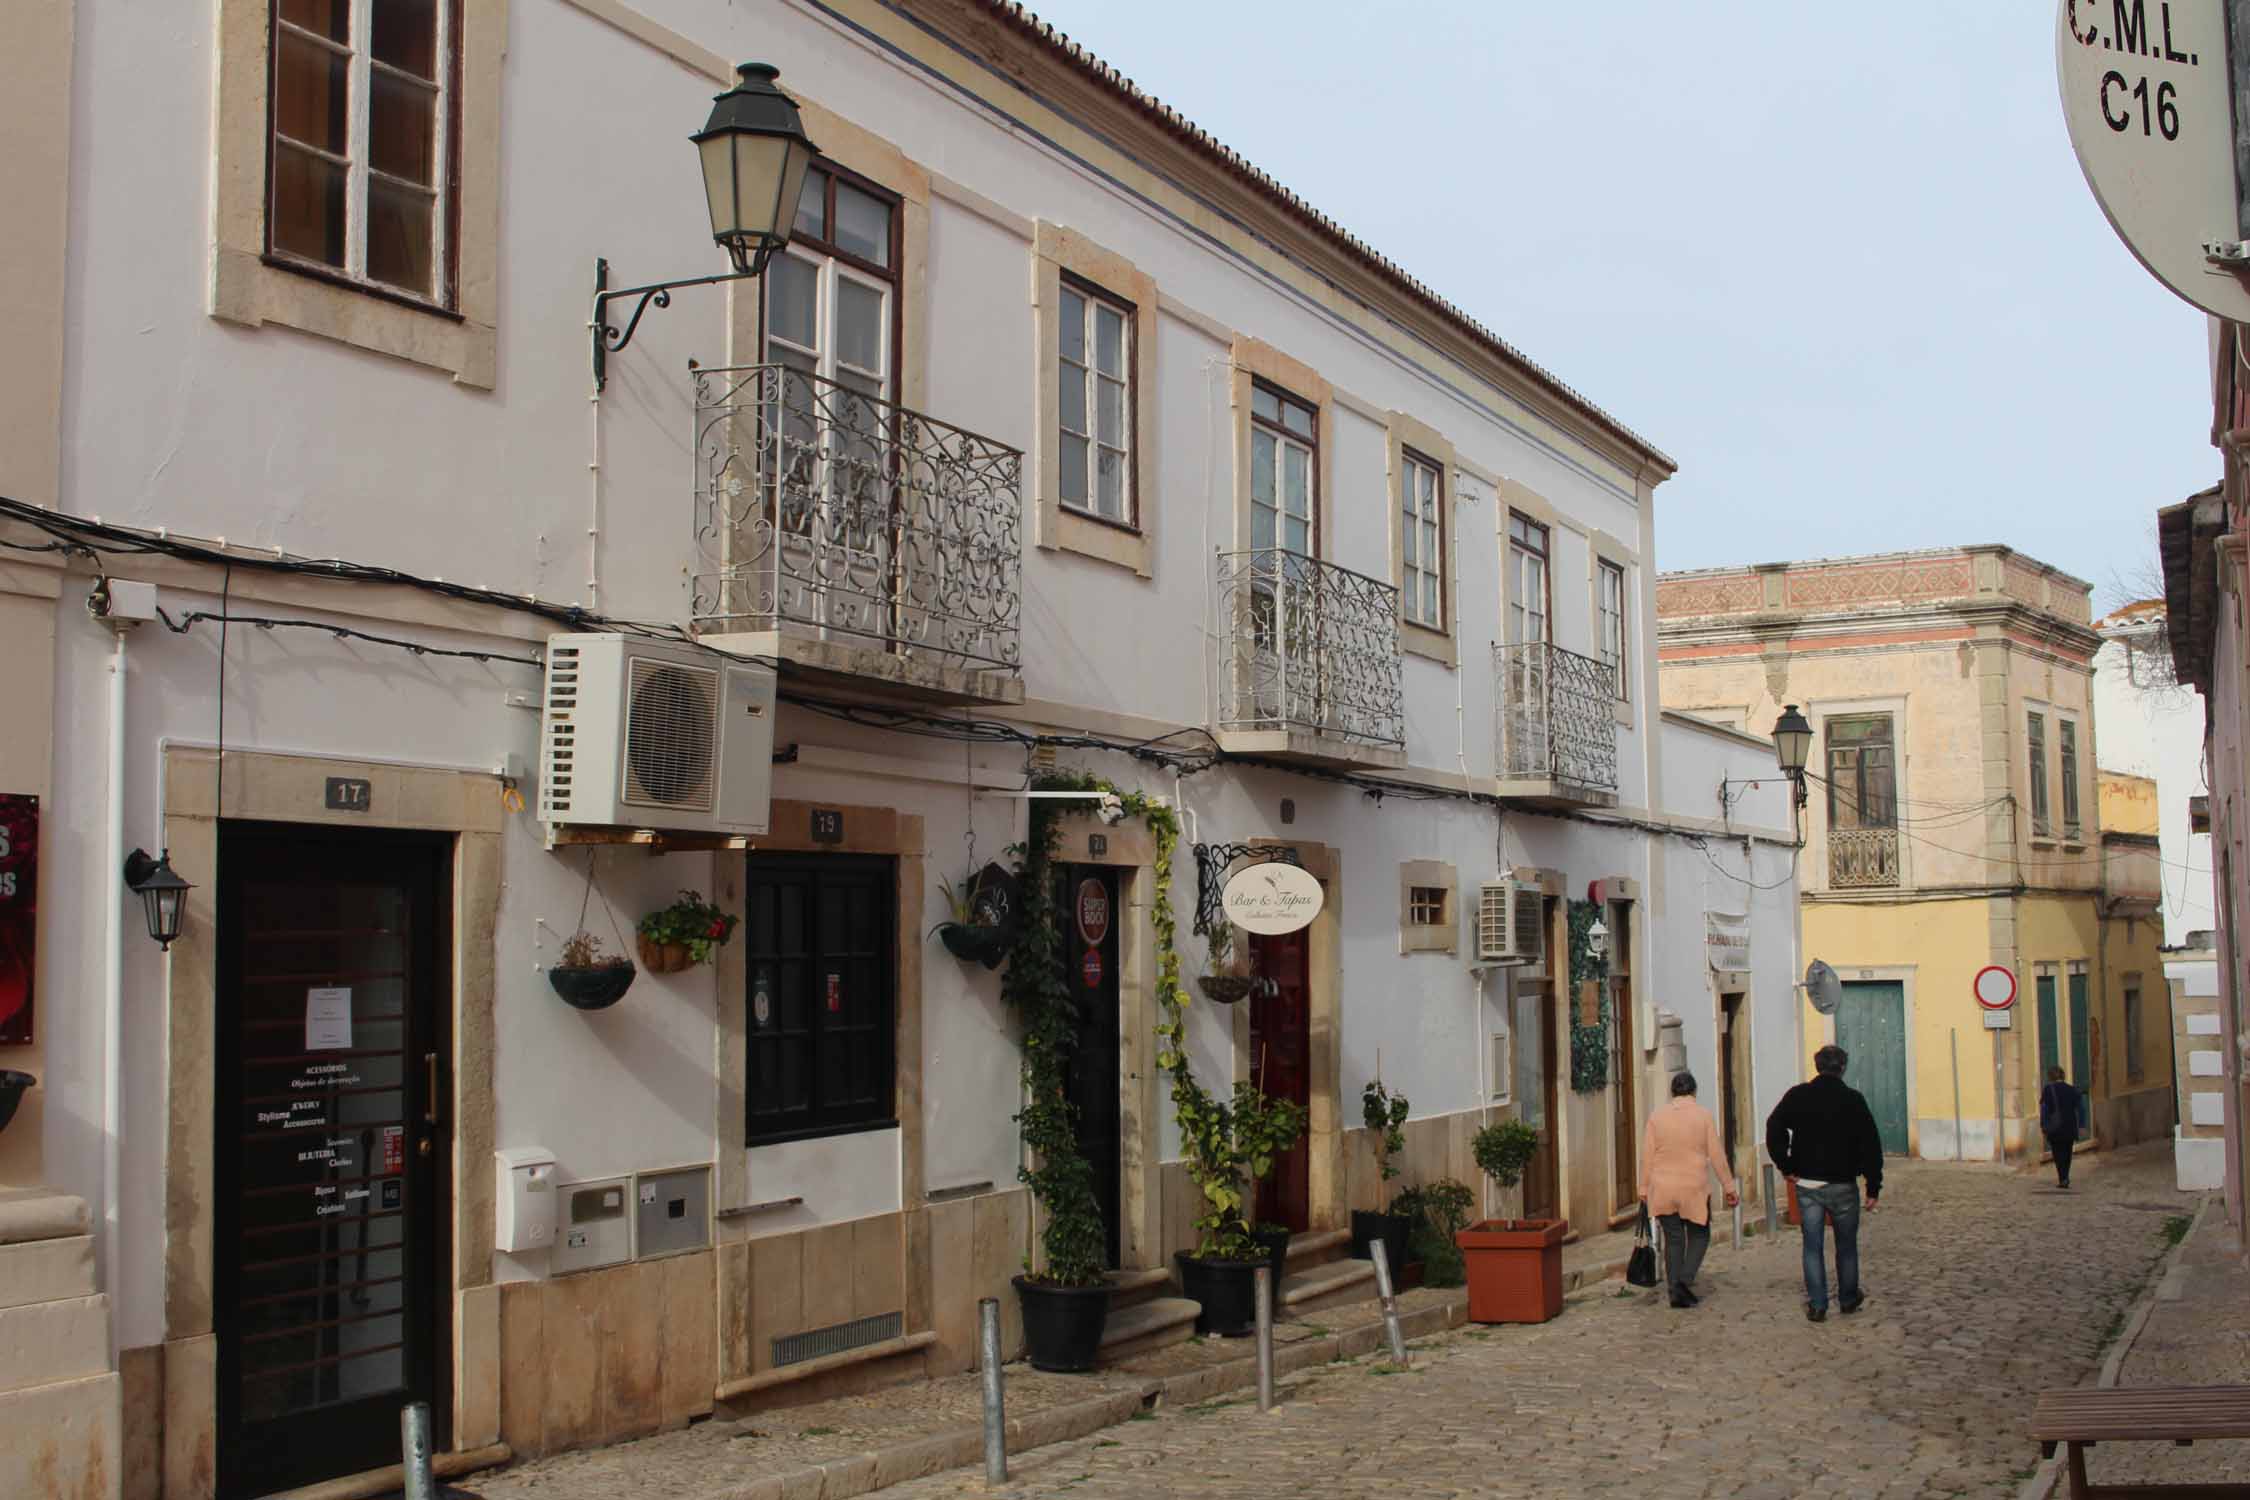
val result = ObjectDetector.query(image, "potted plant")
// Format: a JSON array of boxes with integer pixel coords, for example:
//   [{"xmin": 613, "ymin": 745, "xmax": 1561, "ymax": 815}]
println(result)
[
  {"xmin": 1173, "ymin": 1080, "xmax": 1307, "ymax": 1336},
  {"xmin": 0, "ymin": 1069, "xmax": 32, "ymax": 1135},
  {"xmin": 548, "ymin": 931, "xmax": 636, "ymax": 1011},
  {"xmin": 1351, "ymin": 1078, "xmax": 1414, "ymax": 1274},
  {"xmin": 636, "ymin": 890, "xmax": 736, "ymax": 975},
  {"xmin": 1407, "ymin": 1177, "xmax": 1474, "ymax": 1289},
  {"xmin": 934, "ymin": 864, "xmax": 1018, "ymax": 970},
  {"xmin": 1457, "ymin": 1119, "xmax": 1564, "ymax": 1323},
  {"xmin": 1194, "ymin": 922, "xmax": 1252, "ymax": 1004}
]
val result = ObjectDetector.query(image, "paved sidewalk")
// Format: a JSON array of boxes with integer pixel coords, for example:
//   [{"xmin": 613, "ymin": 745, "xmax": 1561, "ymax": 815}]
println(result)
[
  {"xmin": 884, "ymin": 1146, "xmax": 2192, "ymax": 1499},
  {"xmin": 2083, "ymin": 1195, "xmax": 2250, "ymax": 1491}
]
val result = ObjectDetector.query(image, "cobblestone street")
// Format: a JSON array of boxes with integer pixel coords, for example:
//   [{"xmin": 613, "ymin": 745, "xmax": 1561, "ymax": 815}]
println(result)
[{"xmin": 882, "ymin": 1146, "xmax": 2196, "ymax": 1500}]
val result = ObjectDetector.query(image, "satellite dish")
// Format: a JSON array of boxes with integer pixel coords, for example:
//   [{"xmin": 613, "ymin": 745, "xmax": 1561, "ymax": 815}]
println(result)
[{"xmin": 1805, "ymin": 960, "xmax": 1841, "ymax": 1016}]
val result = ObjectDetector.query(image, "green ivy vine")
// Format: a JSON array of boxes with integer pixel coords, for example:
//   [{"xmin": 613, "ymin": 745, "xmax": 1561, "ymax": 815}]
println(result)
[{"xmin": 1567, "ymin": 899, "xmax": 1611, "ymax": 1094}]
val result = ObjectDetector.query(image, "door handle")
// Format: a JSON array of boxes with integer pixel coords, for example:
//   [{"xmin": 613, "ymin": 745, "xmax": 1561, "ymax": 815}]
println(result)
[{"xmin": 423, "ymin": 1053, "xmax": 440, "ymax": 1125}]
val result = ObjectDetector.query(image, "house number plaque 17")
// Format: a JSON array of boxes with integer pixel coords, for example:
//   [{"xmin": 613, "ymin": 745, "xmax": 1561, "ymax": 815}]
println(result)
[{"xmin": 325, "ymin": 778, "xmax": 373, "ymax": 813}]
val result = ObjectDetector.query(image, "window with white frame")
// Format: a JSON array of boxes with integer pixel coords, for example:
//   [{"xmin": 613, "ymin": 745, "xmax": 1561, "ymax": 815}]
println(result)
[
  {"xmin": 268, "ymin": 0, "xmax": 459, "ymax": 303},
  {"xmin": 1400, "ymin": 452, "xmax": 1444, "ymax": 630},
  {"xmin": 1058, "ymin": 279, "xmax": 1134, "ymax": 525},
  {"xmin": 766, "ymin": 164, "xmax": 898, "ymax": 401},
  {"xmin": 1599, "ymin": 559, "xmax": 1628, "ymax": 699},
  {"xmin": 1507, "ymin": 512, "xmax": 1549, "ymax": 645},
  {"xmin": 1250, "ymin": 383, "xmax": 1318, "ymax": 558}
]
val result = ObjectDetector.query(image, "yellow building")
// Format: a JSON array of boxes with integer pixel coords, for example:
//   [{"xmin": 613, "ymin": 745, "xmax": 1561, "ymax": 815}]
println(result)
[{"xmin": 1657, "ymin": 548, "xmax": 2174, "ymax": 1160}]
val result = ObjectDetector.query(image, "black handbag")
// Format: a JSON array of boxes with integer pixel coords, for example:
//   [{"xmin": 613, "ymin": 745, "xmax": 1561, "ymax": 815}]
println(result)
[{"xmin": 1625, "ymin": 1206, "xmax": 1659, "ymax": 1288}]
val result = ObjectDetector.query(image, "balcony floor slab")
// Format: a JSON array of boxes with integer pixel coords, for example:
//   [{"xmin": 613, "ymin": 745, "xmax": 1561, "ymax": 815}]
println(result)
[
  {"xmin": 697, "ymin": 631, "xmax": 1025, "ymax": 709},
  {"xmin": 1215, "ymin": 729, "xmax": 1408, "ymax": 771},
  {"xmin": 1494, "ymin": 778, "xmax": 1619, "ymax": 811}
]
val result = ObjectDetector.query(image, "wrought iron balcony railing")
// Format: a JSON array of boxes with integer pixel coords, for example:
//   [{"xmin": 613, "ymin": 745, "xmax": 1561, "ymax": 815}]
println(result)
[
  {"xmin": 690, "ymin": 363, "xmax": 1023, "ymax": 678},
  {"xmin": 1828, "ymin": 828, "xmax": 1901, "ymax": 889},
  {"xmin": 1493, "ymin": 641, "xmax": 1619, "ymax": 793},
  {"xmin": 1215, "ymin": 549, "xmax": 1405, "ymax": 752}
]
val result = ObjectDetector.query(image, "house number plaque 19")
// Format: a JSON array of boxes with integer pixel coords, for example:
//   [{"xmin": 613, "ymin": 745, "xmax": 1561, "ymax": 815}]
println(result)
[
  {"xmin": 324, "ymin": 778, "xmax": 373, "ymax": 812},
  {"xmin": 810, "ymin": 809, "xmax": 844, "ymax": 844}
]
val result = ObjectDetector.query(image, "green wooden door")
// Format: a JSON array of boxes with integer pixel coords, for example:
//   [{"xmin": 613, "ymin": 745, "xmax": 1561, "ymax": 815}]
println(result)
[
  {"xmin": 2037, "ymin": 974, "xmax": 2061, "ymax": 1080},
  {"xmin": 1835, "ymin": 981, "xmax": 1909, "ymax": 1154},
  {"xmin": 2067, "ymin": 969, "xmax": 2092, "ymax": 1141}
]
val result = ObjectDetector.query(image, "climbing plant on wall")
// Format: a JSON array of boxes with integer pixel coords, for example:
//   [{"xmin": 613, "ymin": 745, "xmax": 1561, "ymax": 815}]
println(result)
[{"xmin": 1567, "ymin": 899, "xmax": 1611, "ymax": 1094}]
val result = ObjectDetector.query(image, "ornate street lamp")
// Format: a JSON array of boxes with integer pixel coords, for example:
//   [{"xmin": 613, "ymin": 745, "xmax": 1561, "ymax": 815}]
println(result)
[
  {"xmin": 592, "ymin": 62, "xmax": 820, "ymax": 390},
  {"xmin": 122, "ymin": 848, "xmax": 191, "ymax": 951},
  {"xmin": 1772, "ymin": 704, "xmax": 1813, "ymax": 808},
  {"xmin": 693, "ymin": 64, "xmax": 819, "ymax": 276}
]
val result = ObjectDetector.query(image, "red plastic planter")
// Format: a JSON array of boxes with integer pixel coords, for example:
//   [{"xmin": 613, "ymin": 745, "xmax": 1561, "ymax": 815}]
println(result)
[{"xmin": 1456, "ymin": 1217, "xmax": 1565, "ymax": 1324}]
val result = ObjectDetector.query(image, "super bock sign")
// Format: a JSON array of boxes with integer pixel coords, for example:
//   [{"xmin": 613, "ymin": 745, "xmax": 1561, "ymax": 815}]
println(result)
[{"xmin": 1220, "ymin": 862, "xmax": 1323, "ymax": 935}]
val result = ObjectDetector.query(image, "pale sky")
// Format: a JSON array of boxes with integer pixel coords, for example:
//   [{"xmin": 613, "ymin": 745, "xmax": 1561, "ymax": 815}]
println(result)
[{"xmin": 1020, "ymin": 1, "xmax": 2215, "ymax": 606}]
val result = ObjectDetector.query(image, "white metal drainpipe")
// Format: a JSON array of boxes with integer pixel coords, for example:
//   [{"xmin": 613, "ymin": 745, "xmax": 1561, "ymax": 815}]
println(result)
[{"xmin": 102, "ymin": 627, "xmax": 127, "ymax": 1353}]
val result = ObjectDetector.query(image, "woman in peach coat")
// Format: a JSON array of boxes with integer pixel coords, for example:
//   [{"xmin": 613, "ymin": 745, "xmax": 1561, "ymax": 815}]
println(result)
[{"xmin": 1638, "ymin": 1072, "xmax": 1738, "ymax": 1308}]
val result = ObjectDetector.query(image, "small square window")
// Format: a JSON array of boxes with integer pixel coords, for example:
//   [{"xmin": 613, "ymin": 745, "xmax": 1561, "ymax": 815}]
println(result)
[{"xmin": 1408, "ymin": 886, "xmax": 1449, "ymax": 927}]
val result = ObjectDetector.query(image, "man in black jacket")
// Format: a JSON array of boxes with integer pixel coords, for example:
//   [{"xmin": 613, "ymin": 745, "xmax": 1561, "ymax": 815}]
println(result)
[{"xmin": 1764, "ymin": 1044, "xmax": 1885, "ymax": 1322}]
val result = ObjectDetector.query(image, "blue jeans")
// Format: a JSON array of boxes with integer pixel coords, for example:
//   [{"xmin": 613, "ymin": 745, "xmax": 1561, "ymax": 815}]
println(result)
[{"xmin": 1797, "ymin": 1182, "xmax": 1861, "ymax": 1312}]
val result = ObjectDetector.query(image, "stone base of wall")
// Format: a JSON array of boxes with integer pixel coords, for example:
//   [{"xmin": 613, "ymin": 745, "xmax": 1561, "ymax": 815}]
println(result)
[
  {"xmin": 0, "ymin": 1191, "xmax": 119, "ymax": 1500},
  {"xmin": 1913, "ymin": 1117, "xmax": 2002, "ymax": 1162},
  {"xmin": 2097, "ymin": 1084, "xmax": 2177, "ymax": 1151}
]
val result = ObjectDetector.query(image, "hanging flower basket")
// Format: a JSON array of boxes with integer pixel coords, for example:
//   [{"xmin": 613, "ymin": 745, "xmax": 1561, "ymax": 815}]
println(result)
[
  {"xmin": 936, "ymin": 922, "xmax": 1009, "ymax": 968},
  {"xmin": 933, "ymin": 863, "xmax": 1020, "ymax": 970},
  {"xmin": 550, "ymin": 932, "xmax": 637, "ymax": 1009},
  {"xmin": 636, "ymin": 890, "xmax": 736, "ymax": 973},
  {"xmin": 1196, "ymin": 974, "xmax": 1254, "ymax": 1005}
]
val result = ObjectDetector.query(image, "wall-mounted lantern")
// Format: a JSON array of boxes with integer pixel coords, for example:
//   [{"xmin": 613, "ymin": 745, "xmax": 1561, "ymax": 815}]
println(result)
[
  {"xmin": 592, "ymin": 62, "xmax": 820, "ymax": 390},
  {"xmin": 123, "ymin": 848, "xmax": 191, "ymax": 950},
  {"xmin": 1772, "ymin": 704, "xmax": 1813, "ymax": 808}
]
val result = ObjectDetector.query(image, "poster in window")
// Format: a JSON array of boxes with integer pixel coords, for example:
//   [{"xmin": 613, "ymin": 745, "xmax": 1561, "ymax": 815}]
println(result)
[{"xmin": 0, "ymin": 794, "xmax": 36, "ymax": 1045}]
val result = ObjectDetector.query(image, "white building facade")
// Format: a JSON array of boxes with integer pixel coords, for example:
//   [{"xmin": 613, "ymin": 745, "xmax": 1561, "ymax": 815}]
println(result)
[
  {"xmin": 0, "ymin": 3, "xmax": 1797, "ymax": 1495},
  {"xmin": 2093, "ymin": 601, "xmax": 2216, "ymax": 944}
]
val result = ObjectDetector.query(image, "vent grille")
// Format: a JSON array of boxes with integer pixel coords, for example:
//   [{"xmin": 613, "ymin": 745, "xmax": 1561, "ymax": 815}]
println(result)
[
  {"xmin": 1476, "ymin": 882, "xmax": 1510, "ymax": 962},
  {"xmin": 542, "ymin": 644, "xmax": 582, "ymax": 819},
  {"xmin": 1511, "ymin": 882, "xmax": 1544, "ymax": 964},
  {"xmin": 623, "ymin": 656, "xmax": 718, "ymax": 811},
  {"xmin": 772, "ymin": 1311, "xmax": 902, "ymax": 1369}
]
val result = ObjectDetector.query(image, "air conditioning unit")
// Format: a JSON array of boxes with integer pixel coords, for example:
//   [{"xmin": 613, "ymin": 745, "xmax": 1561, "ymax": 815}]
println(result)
[
  {"xmin": 539, "ymin": 632, "xmax": 776, "ymax": 835},
  {"xmin": 1475, "ymin": 879, "xmax": 1545, "ymax": 965}
]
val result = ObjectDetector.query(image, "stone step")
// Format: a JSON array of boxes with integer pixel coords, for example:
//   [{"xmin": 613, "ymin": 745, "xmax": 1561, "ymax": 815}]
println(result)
[
  {"xmin": 0, "ymin": 1294, "xmax": 111, "ymax": 1396},
  {"xmin": 0, "ymin": 1234, "xmax": 96, "ymax": 1310},
  {"xmin": 1279, "ymin": 1256, "xmax": 1376, "ymax": 1316},
  {"xmin": 1104, "ymin": 1266, "xmax": 1173, "ymax": 1312},
  {"xmin": 1095, "ymin": 1297, "xmax": 1200, "ymax": 1365},
  {"xmin": 1284, "ymin": 1228, "xmax": 1351, "ymax": 1268}
]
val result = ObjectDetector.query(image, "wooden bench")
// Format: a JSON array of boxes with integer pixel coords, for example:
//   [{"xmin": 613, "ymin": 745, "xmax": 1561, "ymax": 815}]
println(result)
[{"xmin": 2030, "ymin": 1386, "xmax": 2250, "ymax": 1498}]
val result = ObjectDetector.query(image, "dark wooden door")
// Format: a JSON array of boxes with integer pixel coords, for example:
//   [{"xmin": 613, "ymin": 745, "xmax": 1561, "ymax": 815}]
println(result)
[
  {"xmin": 1611, "ymin": 969, "xmax": 1636, "ymax": 1210},
  {"xmin": 1522, "ymin": 970, "xmax": 1561, "ymax": 1223},
  {"xmin": 1248, "ymin": 927, "xmax": 1312, "ymax": 1232},
  {"xmin": 215, "ymin": 824, "xmax": 451, "ymax": 1498},
  {"xmin": 1056, "ymin": 866, "xmax": 1123, "ymax": 1267},
  {"xmin": 1719, "ymin": 994, "xmax": 1745, "ymax": 1180}
]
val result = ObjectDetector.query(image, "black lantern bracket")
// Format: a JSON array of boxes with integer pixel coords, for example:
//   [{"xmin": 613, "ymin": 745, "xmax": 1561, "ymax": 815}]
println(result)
[{"xmin": 591, "ymin": 256, "xmax": 766, "ymax": 392}]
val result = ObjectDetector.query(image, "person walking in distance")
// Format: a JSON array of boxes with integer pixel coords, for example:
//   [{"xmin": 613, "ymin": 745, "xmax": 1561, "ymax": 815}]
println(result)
[
  {"xmin": 2040, "ymin": 1066, "xmax": 2081, "ymax": 1189},
  {"xmin": 1639, "ymin": 1071, "xmax": 1738, "ymax": 1308},
  {"xmin": 1764, "ymin": 1045, "xmax": 1884, "ymax": 1323}
]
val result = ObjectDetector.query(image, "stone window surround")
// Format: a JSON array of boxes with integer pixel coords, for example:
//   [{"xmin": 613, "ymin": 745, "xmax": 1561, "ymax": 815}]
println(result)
[
  {"xmin": 1228, "ymin": 337, "xmax": 1335, "ymax": 559},
  {"xmin": 155, "ymin": 746, "xmax": 506, "ymax": 1495},
  {"xmin": 1384, "ymin": 410, "xmax": 1457, "ymax": 667},
  {"xmin": 209, "ymin": 0, "xmax": 507, "ymax": 387},
  {"xmin": 1031, "ymin": 222, "xmax": 1160, "ymax": 577},
  {"xmin": 1587, "ymin": 530, "xmax": 1638, "ymax": 727},
  {"xmin": 1809, "ymin": 694, "xmax": 1913, "ymax": 894},
  {"xmin": 1397, "ymin": 858, "xmax": 1457, "ymax": 954}
]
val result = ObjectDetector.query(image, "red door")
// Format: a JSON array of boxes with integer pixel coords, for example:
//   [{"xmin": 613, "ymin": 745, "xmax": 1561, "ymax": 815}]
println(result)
[{"xmin": 1247, "ymin": 928, "xmax": 1312, "ymax": 1232}]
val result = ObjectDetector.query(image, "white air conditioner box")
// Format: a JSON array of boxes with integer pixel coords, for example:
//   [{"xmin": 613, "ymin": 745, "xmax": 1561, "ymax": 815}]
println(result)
[
  {"xmin": 540, "ymin": 632, "xmax": 776, "ymax": 834},
  {"xmin": 1475, "ymin": 879, "xmax": 1545, "ymax": 965}
]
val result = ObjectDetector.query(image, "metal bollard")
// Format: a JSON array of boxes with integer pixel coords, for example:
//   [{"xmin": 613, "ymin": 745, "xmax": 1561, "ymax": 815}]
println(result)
[
  {"xmin": 1368, "ymin": 1239, "xmax": 1408, "ymax": 1367},
  {"xmin": 978, "ymin": 1298, "xmax": 1006, "ymax": 1486},
  {"xmin": 1732, "ymin": 1197, "xmax": 1744, "ymax": 1251},
  {"xmin": 1254, "ymin": 1265, "xmax": 1276, "ymax": 1413},
  {"xmin": 400, "ymin": 1401, "xmax": 436, "ymax": 1500},
  {"xmin": 1762, "ymin": 1163, "xmax": 1778, "ymax": 1235}
]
